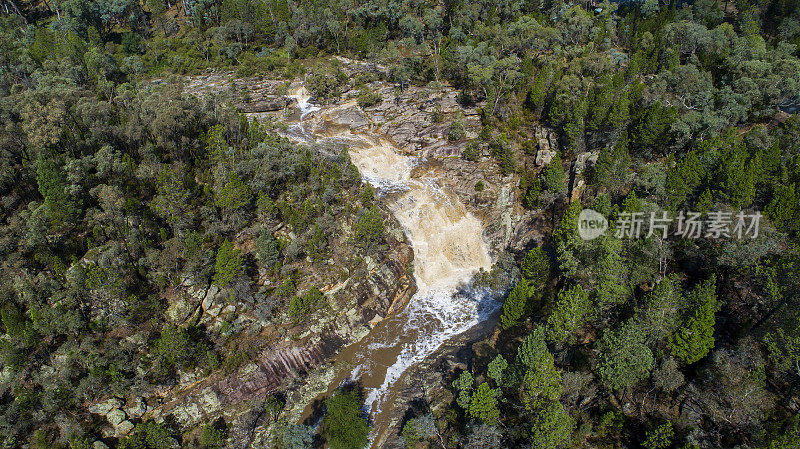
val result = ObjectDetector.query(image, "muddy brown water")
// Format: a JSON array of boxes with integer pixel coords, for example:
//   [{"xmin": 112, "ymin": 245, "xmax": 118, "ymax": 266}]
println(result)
[{"xmin": 285, "ymin": 85, "xmax": 499, "ymax": 447}]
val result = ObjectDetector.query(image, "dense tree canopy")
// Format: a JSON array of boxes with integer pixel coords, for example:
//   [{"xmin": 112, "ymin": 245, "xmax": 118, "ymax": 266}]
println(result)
[{"xmin": 1, "ymin": 0, "xmax": 800, "ymax": 446}]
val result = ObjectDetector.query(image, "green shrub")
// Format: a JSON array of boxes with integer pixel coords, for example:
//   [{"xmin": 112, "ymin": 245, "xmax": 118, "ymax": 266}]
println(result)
[
  {"xmin": 256, "ymin": 229, "xmax": 281, "ymax": 268},
  {"xmin": 468, "ymin": 383, "xmax": 500, "ymax": 425},
  {"xmin": 118, "ymin": 421, "xmax": 173, "ymax": 449},
  {"xmin": 306, "ymin": 68, "xmax": 347, "ymax": 100},
  {"xmin": 490, "ymin": 135, "xmax": 516, "ymax": 174},
  {"xmin": 156, "ymin": 325, "xmax": 217, "ymax": 373},
  {"xmin": 214, "ymin": 240, "xmax": 244, "ymax": 288},
  {"xmin": 277, "ymin": 421, "xmax": 314, "ymax": 449},
  {"xmin": 521, "ymin": 247, "xmax": 550, "ymax": 286},
  {"xmin": 215, "ymin": 172, "xmax": 253, "ymax": 211},
  {"xmin": 448, "ymin": 119, "xmax": 466, "ymax": 141},
  {"xmin": 542, "ymin": 155, "xmax": 567, "ymax": 193},
  {"xmin": 288, "ymin": 287, "xmax": 324, "ymax": 318},
  {"xmin": 462, "ymin": 141, "xmax": 481, "ymax": 161},
  {"xmin": 401, "ymin": 414, "xmax": 437, "ymax": 448},
  {"xmin": 200, "ymin": 422, "xmax": 226, "ymax": 449},
  {"xmin": 354, "ymin": 207, "xmax": 385, "ymax": 250},
  {"xmin": 321, "ymin": 390, "xmax": 370, "ymax": 449},
  {"xmin": 643, "ymin": 422, "xmax": 674, "ymax": 449},
  {"xmin": 357, "ymin": 88, "xmax": 382, "ymax": 108}
]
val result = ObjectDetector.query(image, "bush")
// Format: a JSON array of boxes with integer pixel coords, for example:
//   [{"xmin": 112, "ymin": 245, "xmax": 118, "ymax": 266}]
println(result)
[
  {"xmin": 200, "ymin": 421, "xmax": 226, "ymax": 449},
  {"xmin": 401, "ymin": 413, "xmax": 437, "ymax": 448},
  {"xmin": 542, "ymin": 155, "xmax": 567, "ymax": 193},
  {"xmin": 118, "ymin": 421, "xmax": 174, "ymax": 449},
  {"xmin": 354, "ymin": 207, "xmax": 385, "ymax": 250},
  {"xmin": 448, "ymin": 119, "xmax": 466, "ymax": 141},
  {"xmin": 277, "ymin": 421, "xmax": 314, "ymax": 449},
  {"xmin": 642, "ymin": 422, "xmax": 674, "ymax": 449},
  {"xmin": 288, "ymin": 287, "xmax": 324, "ymax": 319},
  {"xmin": 357, "ymin": 88, "xmax": 382, "ymax": 108},
  {"xmin": 500, "ymin": 279, "xmax": 533, "ymax": 330},
  {"xmin": 256, "ymin": 229, "xmax": 281, "ymax": 268},
  {"xmin": 215, "ymin": 172, "xmax": 253, "ymax": 211},
  {"xmin": 306, "ymin": 69, "xmax": 347, "ymax": 100},
  {"xmin": 321, "ymin": 389, "xmax": 370, "ymax": 449},
  {"xmin": 156, "ymin": 325, "xmax": 217, "ymax": 372},
  {"xmin": 462, "ymin": 141, "xmax": 481, "ymax": 161},
  {"xmin": 490, "ymin": 135, "xmax": 516, "ymax": 175},
  {"xmin": 521, "ymin": 247, "xmax": 550, "ymax": 286},
  {"xmin": 468, "ymin": 383, "xmax": 500, "ymax": 425},
  {"xmin": 214, "ymin": 240, "xmax": 244, "ymax": 288},
  {"xmin": 464, "ymin": 424, "xmax": 502, "ymax": 449}
]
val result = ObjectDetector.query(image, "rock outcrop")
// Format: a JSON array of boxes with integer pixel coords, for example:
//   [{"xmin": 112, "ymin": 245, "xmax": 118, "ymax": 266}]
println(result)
[
  {"xmin": 87, "ymin": 396, "xmax": 148, "ymax": 438},
  {"xmin": 143, "ymin": 228, "xmax": 416, "ymax": 435}
]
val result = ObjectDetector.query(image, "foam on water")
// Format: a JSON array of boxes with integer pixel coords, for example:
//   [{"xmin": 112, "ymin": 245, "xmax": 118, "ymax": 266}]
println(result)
[
  {"xmin": 363, "ymin": 286, "xmax": 499, "ymax": 415},
  {"xmin": 291, "ymin": 85, "xmax": 321, "ymax": 118}
]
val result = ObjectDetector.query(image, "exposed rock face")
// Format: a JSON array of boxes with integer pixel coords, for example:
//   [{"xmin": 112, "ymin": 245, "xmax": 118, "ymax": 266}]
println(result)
[
  {"xmin": 323, "ymin": 103, "xmax": 369, "ymax": 130},
  {"xmin": 89, "ymin": 397, "xmax": 123, "ymax": 415},
  {"xmin": 570, "ymin": 151, "xmax": 598, "ymax": 202},
  {"xmin": 144, "ymin": 60, "xmax": 544, "ymax": 447},
  {"xmin": 106, "ymin": 408, "xmax": 126, "ymax": 426},
  {"xmin": 124, "ymin": 397, "xmax": 148, "ymax": 419},
  {"xmin": 88, "ymin": 396, "xmax": 140, "ymax": 437},
  {"xmin": 165, "ymin": 294, "xmax": 196, "ymax": 324},
  {"xmin": 536, "ymin": 149, "xmax": 556, "ymax": 166},
  {"xmin": 145, "ymin": 234, "xmax": 416, "ymax": 433},
  {"xmin": 366, "ymin": 86, "xmax": 481, "ymax": 158},
  {"xmin": 238, "ymin": 96, "xmax": 291, "ymax": 113},
  {"xmin": 116, "ymin": 420, "xmax": 134, "ymax": 436}
]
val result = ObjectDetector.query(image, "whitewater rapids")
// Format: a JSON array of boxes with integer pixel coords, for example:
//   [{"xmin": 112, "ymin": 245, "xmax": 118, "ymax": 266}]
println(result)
[{"xmin": 285, "ymin": 85, "xmax": 497, "ymax": 446}]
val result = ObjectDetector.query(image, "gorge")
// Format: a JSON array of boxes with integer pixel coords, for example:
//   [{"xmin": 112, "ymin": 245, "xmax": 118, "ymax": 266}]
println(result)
[{"xmin": 285, "ymin": 85, "xmax": 499, "ymax": 446}]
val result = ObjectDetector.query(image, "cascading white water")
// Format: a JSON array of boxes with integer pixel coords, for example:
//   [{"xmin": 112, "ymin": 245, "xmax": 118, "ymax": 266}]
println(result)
[
  {"xmin": 292, "ymin": 85, "xmax": 321, "ymax": 118},
  {"xmin": 286, "ymin": 86, "xmax": 497, "ymax": 446}
]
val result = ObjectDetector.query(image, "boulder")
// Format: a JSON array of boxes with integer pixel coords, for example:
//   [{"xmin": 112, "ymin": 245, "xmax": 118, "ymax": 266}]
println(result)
[
  {"xmin": 325, "ymin": 105, "xmax": 369, "ymax": 129},
  {"xmin": 166, "ymin": 296, "xmax": 194, "ymax": 324},
  {"xmin": 536, "ymin": 149, "xmax": 556, "ymax": 166},
  {"xmin": 172, "ymin": 402, "xmax": 203, "ymax": 425},
  {"xmin": 116, "ymin": 420, "xmax": 135, "ymax": 436},
  {"xmin": 548, "ymin": 130, "xmax": 559, "ymax": 152},
  {"xmin": 202, "ymin": 285, "xmax": 223, "ymax": 312},
  {"xmin": 93, "ymin": 441, "xmax": 110, "ymax": 449},
  {"xmin": 570, "ymin": 178, "xmax": 585, "ymax": 202},
  {"xmin": 221, "ymin": 304, "xmax": 236, "ymax": 315},
  {"xmin": 198, "ymin": 389, "xmax": 223, "ymax": 416},
  {"xmin": 106, "ymin": 408, "xmax": 127, "ymax": 426},
  {"xmin": 89, "ymin": 397, "xmax": 123, "ymax": 415},
  {"xmin": 573, "ymin": 151, "xmax": 599, "ymax": 176},
  {"xmin": 369, "ymin": 315, "xmax": 383, "ymax": 328},
  {"xmin": 124, "ymin": 397, "xmax": 147, "ymax": 419},
  {"xmin": 179, "ymin": 369, "xmax": 202, "ymax": 388}
]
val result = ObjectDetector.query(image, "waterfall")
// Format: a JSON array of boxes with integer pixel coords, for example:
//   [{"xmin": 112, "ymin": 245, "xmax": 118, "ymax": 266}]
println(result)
[{"xmin": 286, "ymin": 86, "xmax": 498, "ymax": 446}]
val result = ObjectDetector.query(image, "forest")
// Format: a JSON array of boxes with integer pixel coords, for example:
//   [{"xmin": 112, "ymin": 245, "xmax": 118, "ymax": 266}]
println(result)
[{"xmin": 1, "ymin": 0, "xmax": 800, "ymax": 447}]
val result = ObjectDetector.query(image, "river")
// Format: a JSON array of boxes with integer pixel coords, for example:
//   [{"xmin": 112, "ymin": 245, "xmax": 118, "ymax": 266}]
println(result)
[{"xmin": 285, "ymin": 85, "xmax": 498, "ymax": 446}]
